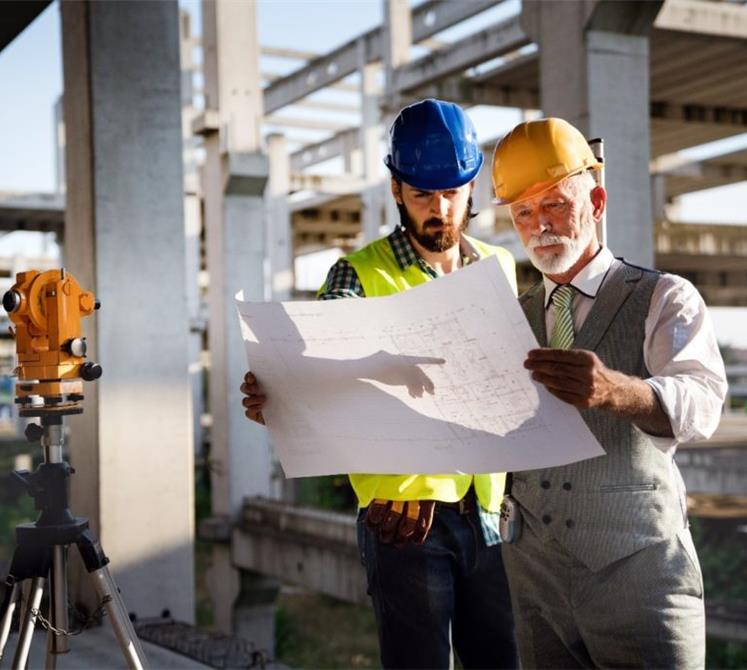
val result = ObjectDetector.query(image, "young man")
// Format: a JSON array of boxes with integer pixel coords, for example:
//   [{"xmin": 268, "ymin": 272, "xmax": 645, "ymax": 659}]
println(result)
[
  {"xmin": 242, "ymin": 99, "xmax": 518, "ymax": 669},
  {"xmin": 492, "ymin": 117, "xmax": 727, "ymax": 669}
]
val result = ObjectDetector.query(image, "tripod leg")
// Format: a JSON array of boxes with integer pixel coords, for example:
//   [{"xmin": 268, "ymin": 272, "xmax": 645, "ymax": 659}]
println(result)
[
  {"xmin": 77, "ymin": 530, "xmax": 149, "ymax": 670},
  {"xmin": 45, "ymin": 545, "xmax": 70, "ymax": 669},
  {"xmin": 0, "ymin": 582, "xmax": 22, "ymax": 661},
  {"xmin": 89, "ymin": 567, "xmax": 149, "ymax": 670},
  {"xmin": 11, "ymin": 576, "xmax": 44, "ymax": 670}
]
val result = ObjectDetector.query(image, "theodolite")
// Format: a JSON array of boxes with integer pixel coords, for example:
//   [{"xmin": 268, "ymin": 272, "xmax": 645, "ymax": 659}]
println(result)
[{"xmin": 0, "ymin": 268, "xmax": 148, "ymax": 669}]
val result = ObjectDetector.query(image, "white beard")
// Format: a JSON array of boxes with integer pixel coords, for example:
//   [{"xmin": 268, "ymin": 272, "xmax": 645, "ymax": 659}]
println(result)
[{"xmin": 526, "ymin": 216, "xmax": 596, "ymax": 275}]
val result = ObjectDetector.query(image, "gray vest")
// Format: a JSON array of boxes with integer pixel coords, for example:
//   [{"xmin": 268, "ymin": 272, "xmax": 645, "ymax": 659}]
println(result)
[{"xmin": 516, "ymin": 260, "xmax": 689, "ymax": 571}]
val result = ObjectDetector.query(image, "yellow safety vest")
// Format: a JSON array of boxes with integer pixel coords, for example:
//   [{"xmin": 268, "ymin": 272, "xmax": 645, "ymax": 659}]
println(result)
[{"xmin": 323, "ymin": 233, "xmax": 517, "ymax": 512}]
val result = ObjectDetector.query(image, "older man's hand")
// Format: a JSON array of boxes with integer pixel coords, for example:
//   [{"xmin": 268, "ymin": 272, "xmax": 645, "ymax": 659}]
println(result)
[
  {"xmin": 524, "ymin": 347, "xmax": 674, "ymax": 437},
  {"xmin": 524, "ymin": 348, "xmax": 621, "ymax": 410},
  {"xmin": 240, "ymin": 371, "xmax": 267, "ymax": 424}
]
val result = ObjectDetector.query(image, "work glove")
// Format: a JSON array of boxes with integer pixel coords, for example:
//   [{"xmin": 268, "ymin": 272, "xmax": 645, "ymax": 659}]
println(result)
[{"xmin": 366, "ymin": 498, "xmax": 436, "ymax": 547}]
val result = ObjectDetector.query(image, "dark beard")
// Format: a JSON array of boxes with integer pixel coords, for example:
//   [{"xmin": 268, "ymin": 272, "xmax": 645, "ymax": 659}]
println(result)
[{"xmin": 398, "ymin": 197, "xmax": 473, "ymax": 253}]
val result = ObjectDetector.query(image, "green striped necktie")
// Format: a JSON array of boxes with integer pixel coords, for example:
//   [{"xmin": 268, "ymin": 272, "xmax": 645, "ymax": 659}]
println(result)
[{"xmin": 549, "ymin": 284, "xmax": 576, "ymax": 349}]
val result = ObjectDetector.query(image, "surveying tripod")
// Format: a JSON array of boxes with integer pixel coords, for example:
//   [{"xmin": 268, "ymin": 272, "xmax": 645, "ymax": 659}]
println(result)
[{"xmin": 0, "ymin": 269, "xmax": 149, "ymax": 669}]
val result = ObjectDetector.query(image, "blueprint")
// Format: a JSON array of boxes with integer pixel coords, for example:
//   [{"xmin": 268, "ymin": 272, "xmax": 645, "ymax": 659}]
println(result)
[{"xmin": 236, "ymin": 256, "xmax": 605, "ymax": 477}]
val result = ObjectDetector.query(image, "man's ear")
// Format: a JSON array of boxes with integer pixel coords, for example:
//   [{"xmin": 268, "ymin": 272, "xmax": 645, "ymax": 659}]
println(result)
[
  {"xmin": 391, "ymin": 177, "xmax": 403, "ymax": 205},
  {"xmin": 590, "ymin": 185, "xmax": 607, "ymax": 221}
]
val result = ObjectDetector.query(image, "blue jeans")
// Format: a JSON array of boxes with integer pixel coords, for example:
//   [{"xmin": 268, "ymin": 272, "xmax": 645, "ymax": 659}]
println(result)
[{"xmin": 357, "ymin": 505, "xmax": 518, "ymax": 669}]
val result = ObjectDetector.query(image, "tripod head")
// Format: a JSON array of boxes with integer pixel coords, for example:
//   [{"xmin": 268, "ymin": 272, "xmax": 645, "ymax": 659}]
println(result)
[{"xmin": 3, "ymin": 268, "xmax": 102, "ymax": 417}]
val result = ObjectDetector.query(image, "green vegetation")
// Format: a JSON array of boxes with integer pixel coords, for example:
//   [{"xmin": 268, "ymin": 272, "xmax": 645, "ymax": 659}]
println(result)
[
  {"xmin": 275, "ymin": 590, "xmax": 379, "ymax": 669},
  {"xmin": 691, "ymin": 517, "xmax": 747, "ymax": 668},
  {"xmin": 707, "ymin": 640, "xmax": 747, "ymax": 670},
  {"xmin": 295, "ymin": 475, "xmax": 357, "ymax": 512},
  {"xmin": 0, "ymin": 439, "xmax": 37, "ymax": 563},
  {"xmin": 691, "ymin": 517, "xmax": 747, "ymax": 602}
]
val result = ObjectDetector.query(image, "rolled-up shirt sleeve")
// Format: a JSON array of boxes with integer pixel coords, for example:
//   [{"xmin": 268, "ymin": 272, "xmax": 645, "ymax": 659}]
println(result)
[{"xmin": 642, "ymin": 274, "xmax": 728, "ymax": 449}]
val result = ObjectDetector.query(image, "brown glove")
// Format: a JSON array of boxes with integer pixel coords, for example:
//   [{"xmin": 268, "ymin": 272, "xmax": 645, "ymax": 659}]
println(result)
[{"xmin": 366, "ymin": 498, "xmax": 436, "ymax": 547}]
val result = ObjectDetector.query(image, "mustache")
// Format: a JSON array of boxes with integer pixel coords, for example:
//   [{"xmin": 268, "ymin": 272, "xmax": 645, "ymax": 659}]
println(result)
[{"xmin": 527, "ymin": 233, "xmax": 568, "ymax": 249}]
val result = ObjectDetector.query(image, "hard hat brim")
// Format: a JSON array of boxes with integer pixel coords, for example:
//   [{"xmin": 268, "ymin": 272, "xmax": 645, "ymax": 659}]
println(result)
[
  {"xmin": 494, "ymin": 164, "xmax": 602, "ymax": 206},
  {"xmin": 385, "ymin": 153, "xmax": 484, "ymax": 191}
]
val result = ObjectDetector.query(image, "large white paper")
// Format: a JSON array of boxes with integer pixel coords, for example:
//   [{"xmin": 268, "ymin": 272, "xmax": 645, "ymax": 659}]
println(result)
[{"xmin": 236, "ymin": 256, "xmax": 604, "ymax": 477}]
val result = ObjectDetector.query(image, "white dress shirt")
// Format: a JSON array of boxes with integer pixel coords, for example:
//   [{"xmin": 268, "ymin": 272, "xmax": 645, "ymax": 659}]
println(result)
[{"xmin": 543, "ymin": 246, "xmax": 728, "ymax": 455}]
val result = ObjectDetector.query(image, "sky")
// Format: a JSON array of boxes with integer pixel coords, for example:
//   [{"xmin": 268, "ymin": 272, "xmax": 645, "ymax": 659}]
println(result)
[{"xmin": 0, "ymin": 0, "xmax": 745, "ymax": 344}]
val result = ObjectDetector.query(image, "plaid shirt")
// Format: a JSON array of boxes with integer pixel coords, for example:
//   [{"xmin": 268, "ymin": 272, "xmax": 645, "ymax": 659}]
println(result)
[{"xmin": 320, "ymin": 226, "xmax": 503, "ymax": 546}]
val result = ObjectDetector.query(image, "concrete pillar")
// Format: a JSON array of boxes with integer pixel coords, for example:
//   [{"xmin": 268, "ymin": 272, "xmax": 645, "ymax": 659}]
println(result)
[
  {"xmin": 53, "ymin": 97, "xmax": 65, "ymax": 195},
  {"xmin": 523, "ymin": 0, "xmax": 659, "ymax": 267},
  {"xmin": 199, "ymin": 0, "xmax": 275, "ymax": 635},
  {"xmin": 180, "ymin": 8, "xmax": 206, "ymax": 456},
  {"xmin": 267, "ymin": 134, "xmax": 292, "ymax": 301},
  {"xmin": 382, "ymin": 0, "xmax": 412, "ymax": 232},
  {"xmin": 265, "ymin": 134, "xmax": 295, "ymax": 501},
  {"xmin": 471, "ymin": 164, "xmax": 498, "ymax": 240},
  {"xmin": 60, "ymin": 0, "xmax": 195, "ymax": 620},
  {"xmin": 359, "ymin": 42, "xmax": 382, "ymax": 243}
]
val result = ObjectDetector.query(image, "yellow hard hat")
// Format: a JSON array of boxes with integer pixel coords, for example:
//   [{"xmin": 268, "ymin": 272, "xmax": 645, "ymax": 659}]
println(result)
[{"xmin": 491, "ymin": 118, "xmax": 603, "ymax": 205}]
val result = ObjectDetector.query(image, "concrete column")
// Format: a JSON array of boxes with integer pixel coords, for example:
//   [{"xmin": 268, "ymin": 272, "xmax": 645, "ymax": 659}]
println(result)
[
  {"xmin": 267, "ymin": 134, "xmax": 292, "ymax": 301},
  {"xmin": 200, "ymin": 0, "xmax": 274, "ymax": 635},
  {"xmin": 60, "ymin": 0, "xmax": 194, "ymax": 620},
  {"xmin": 53, "ymin": 97, "xmax": 65, "ymax": 194},
  {"xmin": 523, "ymin": 0, "xmax": 659, "ymax": 267},
  {"xmin": 180, "ymin": 8, "xmax": 206, "ymax": 456},
  {"xmin": 265, "ymin": 134, "xmax": 296, "ymax": 502},
  {"xmin": 382, "ymin": 0, "xmax": 412, "ymax": 232},
  {"xmin": 359, "ymin": 41, "xmax": 382, "ymax": 243},
  {"xmin": 470, "ymin": 164, "xmax": 498, "ymax": 239}
]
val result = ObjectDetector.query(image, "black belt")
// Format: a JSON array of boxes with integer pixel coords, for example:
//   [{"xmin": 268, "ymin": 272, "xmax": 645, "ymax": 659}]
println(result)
[{"xmin": 436, "ymin": 488, "xmax": 475, "ymax": 515}]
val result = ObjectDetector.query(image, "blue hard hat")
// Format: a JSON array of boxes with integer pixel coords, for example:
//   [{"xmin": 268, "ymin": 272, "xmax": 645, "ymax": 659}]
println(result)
[{"xmin": 384, "ymin": 98, "xmax": 484, "ymax": 191}]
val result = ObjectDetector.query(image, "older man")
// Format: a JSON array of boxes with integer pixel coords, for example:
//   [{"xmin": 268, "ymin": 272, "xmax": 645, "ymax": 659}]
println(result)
[{"xmin": 491, "ymin": 118, "xmax": 727, "ymax": 669}]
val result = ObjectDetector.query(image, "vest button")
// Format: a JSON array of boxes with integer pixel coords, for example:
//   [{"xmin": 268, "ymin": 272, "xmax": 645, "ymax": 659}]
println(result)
[
  {"xmin": 541, "ymin": 480, "xmax": 551, "ymax": 489},
  {"xmin": 563, "ymin": 482, "xmax": 572, "ymax": 491},
  {"xmin": 565, "ymin": 519, "xmax": 574, "ymax": 529},
  {"xmin": 542, "ymin": 514, "xmax": 552, "ymax": 525}
]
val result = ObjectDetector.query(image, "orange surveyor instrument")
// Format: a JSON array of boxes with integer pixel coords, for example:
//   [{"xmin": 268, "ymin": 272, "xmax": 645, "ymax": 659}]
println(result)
[{"xmin": 3, "ymin": 268, "xmax": 102, "ymax": 414}]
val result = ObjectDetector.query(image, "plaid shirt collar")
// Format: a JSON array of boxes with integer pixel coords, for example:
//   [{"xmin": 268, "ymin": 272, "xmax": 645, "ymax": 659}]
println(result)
[{"xmin": 388, "ymin": 226, "xmax": 481, "ymax": 274}]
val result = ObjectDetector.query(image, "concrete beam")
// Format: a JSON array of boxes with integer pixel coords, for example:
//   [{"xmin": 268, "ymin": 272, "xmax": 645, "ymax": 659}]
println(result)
[
  {"xmin": 290, "ymin": 128, "xmax": 361, "ymax": 171},
  {"xmin": 0, "ymin": 0, "xmax": 51, "ymax": 52},
  {"xmin": 231, "ymin": 499, "xmax": 368, "ymax": 606},
  {"xmin": 654, "ymin": 0, "xmax": 747, "ymax": 39},
  {"xmin": 263, "ymin": 115, "xmax": 349, "ymax": 132},
  {"xmin": 659, "ymin": 160, "xmax": 747, "ymax": 196},
  {"xmin": 399, "ymin": 72, "xmax": 539, "ymax": 110},
  {"xmin": 0, "ymin": 193, "xmax": 63, "ymax": 233},
  {"xmin": 290, "ymin": 173, "xmax": 367, "ymax": 195},
  {"xmin": 263, "ymin": 0, "xmax": 500, "ymax": 113},
  {"xmin": 586, "ymin": 0, "xmax": 663, "ymax": 36},
  {"xmin": 293, "ymin": 99, "xmax": 360, "ymax": 114},
  {"xmin": 289, "ymin": 191, "xmax": 356, "ymax": 213},
  {"xmin": 261, "ymin": 46, "xmax": 318, "ymax": 61},
  {"xmin": 390, "ymin": 16, "xmax": 530, "ymax": 94},
  {"xmin": 650, "ymin": 101, "xmax": 747, "ymax": 126}
]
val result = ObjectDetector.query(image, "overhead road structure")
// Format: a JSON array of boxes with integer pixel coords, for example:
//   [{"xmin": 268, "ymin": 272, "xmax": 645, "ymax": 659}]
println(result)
[
  {"xmin": 266, "ymin": 0, "xmax": 747, "ymax": 171},
  {"xmin": 262, "ymin": 0, "xmax": 502, "ymax": 114},
  {"xmin": 0, "ymin": 0, "xmax": 51, "ymax": 52},
  {"xmin": 0, "ymin": 193, "xmax": 63, "ymax": 234},
  {"xmin": 654, "ymin": 148, "xmax": 747, "ymax": 199}
]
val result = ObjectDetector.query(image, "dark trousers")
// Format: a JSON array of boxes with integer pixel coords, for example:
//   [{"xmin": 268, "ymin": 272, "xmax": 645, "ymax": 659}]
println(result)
[{"xmin": 357, "ymin": 505, "xmax": 518, "ymax": 669}]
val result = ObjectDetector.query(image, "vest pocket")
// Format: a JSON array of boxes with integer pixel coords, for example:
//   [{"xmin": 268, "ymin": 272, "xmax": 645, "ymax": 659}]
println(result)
[{"xmin": 599, "ymin": 482, "xmax": 657, "ymax": 493}]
